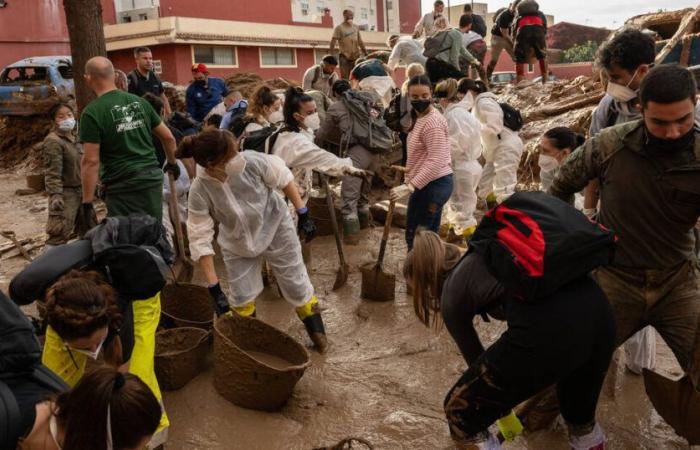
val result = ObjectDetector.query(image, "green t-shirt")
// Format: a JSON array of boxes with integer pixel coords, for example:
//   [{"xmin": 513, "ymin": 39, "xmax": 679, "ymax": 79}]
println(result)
[{"xmin": 79, "ymin": 89, "xmax": 162, "ymax": 182}]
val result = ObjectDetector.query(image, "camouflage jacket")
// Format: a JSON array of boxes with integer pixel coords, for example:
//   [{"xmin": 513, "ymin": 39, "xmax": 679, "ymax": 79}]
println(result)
[
  {"xmin": 550, "ymin": 120, "xmax": 700, "ymax": 270},
  {"xmin": 42, "ymin": 131, "xmax": 82, "ymax": 195}
]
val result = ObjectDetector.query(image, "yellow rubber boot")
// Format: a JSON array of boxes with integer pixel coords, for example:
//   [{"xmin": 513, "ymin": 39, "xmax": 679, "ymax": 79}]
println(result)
[
  {"xmin": 496, "ymin": 410, "xmax": 524, "ymax": 442},
  {"xmin": 295, "ymin": 296, "xmax": 328, "ymax": 353},
  {"xmin": 233, "ymin": 301, "xmax": 257, "ymax": 317},
  {"xmin": 462, "ymin": 226, "xmax": 477, "ymax": 241}
]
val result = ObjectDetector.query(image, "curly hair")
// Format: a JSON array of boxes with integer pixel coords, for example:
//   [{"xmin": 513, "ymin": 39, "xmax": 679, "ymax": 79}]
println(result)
[
  {"xmin": 598, "ymin": 28, "xmax": 656, "ymax": 72},
  {"xmin": 45, "ymin": 270, "xmax": 123, "ymax": 365}
]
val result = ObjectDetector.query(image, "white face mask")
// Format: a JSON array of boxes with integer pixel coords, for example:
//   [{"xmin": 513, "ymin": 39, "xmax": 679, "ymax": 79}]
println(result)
[
  {"xmin": 538, "ymin": 154, "xmax": 559, "ymax": 173},
  {"xmin": 58, "ymin": 118, "xmax": 76, "ymax": 132},
  {"xmin": 224, "ymin": 154, "xmax": 246, "ymax": 177},
  {"xmin": 304, "ymin": 112, "xmax": 321, "ymax": 131},
  {"xmin": 269, "ymin": 109, "xmax": 284, "ymax": 124},
  {"xmin": 68, "ymin": 334, "xmax": 107, "ymax": 360},
  {"xmin": 606, "ymin": 68, "xmax": 639, "ymax": 103}
]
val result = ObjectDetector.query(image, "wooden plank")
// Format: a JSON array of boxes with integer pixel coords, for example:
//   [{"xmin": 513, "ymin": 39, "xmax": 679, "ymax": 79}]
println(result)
[{"xmin": 656, "ymin": 4, "xmax": 700, "ymax": 65}]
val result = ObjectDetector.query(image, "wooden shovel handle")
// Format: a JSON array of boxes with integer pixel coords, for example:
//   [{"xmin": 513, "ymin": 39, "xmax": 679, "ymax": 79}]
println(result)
[{"xmin": 377, "ymin": 200, "xmax": 395, "ymax": 267}]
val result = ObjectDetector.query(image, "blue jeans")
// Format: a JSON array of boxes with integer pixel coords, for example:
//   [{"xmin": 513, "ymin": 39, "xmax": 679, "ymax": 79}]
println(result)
[{"xmin": 405, "ymin": 174, "xmax": 454, "ymax": 251}]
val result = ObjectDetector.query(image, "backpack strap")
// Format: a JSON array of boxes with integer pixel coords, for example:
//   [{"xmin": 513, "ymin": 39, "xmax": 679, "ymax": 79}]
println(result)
[
  {"xmin": 127, "ymin": 70, "xmax": 139, "ymax": 89},
  {"xmin": 0, "ymin": 380, "xmax": 22, "ymax": 449},
  {"xmin": 312, "ymin": 65, "xmax": 322, "ymax": 86}
]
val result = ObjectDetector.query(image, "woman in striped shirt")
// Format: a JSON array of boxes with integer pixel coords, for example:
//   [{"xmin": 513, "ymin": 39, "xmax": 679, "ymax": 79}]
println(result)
[{"xmin": 390, "ymin": 75, "xmax": 454, "ymax": 250}]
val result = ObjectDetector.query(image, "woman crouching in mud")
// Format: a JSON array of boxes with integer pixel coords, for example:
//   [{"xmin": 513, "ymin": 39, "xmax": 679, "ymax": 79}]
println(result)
[
  {"xmin": 404, "ymin": 228, "xmax": 615, "ymax": 450},
  {"xmin": 181, "ymin": 129, "xmax": 328, "ymax": 352}
]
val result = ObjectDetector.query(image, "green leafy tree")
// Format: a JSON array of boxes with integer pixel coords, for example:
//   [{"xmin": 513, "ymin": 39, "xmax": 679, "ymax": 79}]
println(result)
[{"xmin": 561, "ymin": 41, "xmax": 599, "ymax": 63}]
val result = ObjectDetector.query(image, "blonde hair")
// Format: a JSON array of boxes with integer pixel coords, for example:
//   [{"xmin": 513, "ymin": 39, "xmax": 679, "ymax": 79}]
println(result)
[
  {"xmin": 403, "ymin": 231, "xmax": 462, "ymax": 328},
  {"xmin": 402, "ymin": 63, "xmax": 426, "ymax": 93},
  {"xmin": 435, "ymin": 78, "xmax": 460, "ymax": 103}
]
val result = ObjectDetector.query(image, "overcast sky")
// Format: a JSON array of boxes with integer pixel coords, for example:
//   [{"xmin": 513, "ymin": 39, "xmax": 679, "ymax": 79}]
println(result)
[{"xmin": 420, "ymin": 0, "xmax": 699, "ymax": 28}]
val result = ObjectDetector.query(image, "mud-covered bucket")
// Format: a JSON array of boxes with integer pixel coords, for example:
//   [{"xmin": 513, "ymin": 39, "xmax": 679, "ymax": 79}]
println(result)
[
  {"xmin": 161, "ymin": 283, "xmax": 214, "ymax": 329},
  {"xmin": 213, "ymin": 314, "xmax": 311, "ymax": 411},
  {"xmin": 155, "ymin": 327, "xmax": 210, "ymax": 391}
]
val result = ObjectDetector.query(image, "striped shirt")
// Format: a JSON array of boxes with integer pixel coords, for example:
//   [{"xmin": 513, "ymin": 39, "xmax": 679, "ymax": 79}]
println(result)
[{"xmin": 406, "ymin": 107, "xmax": 453, "ymax": 189}]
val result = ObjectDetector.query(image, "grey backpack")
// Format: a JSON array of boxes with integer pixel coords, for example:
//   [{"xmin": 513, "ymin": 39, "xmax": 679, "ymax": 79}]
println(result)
[{"xmin": 341, "ymin": 90, "xmax": 394, "ymax": 154}]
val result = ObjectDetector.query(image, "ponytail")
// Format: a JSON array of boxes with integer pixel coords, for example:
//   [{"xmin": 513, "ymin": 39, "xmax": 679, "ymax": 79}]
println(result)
[
  {"xmin": 407, "ymin": 74, "xmax": 433, "ymax": 131},
  {"xmin": 403, "ymin": 231, "xmax": 451, "ymax": 328},
  {"xmin": 457, "ymin": 78, "xmax": 488, "ymax": 95},
  {"xmin": 54, "ymin": 368, "xmax": 161, "ymax": 450},
  {"xmin": 283, "ymin": 86, "xmax": 314, "ymax": 132},
  {"xmin": 434, "ymin": 78, "xmax": 460, "ymax": 103}
]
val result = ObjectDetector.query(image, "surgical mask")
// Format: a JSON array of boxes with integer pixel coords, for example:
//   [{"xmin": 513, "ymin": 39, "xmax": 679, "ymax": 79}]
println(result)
[
  {"xmin": 68, "ymin": 334, "xmax": 107, "ymax": 360},
  {"xmin": 58, "ymin": 118, "xmax": 76, "ymax": 132},
  {"xmin": 606, "ymin": 69, "xmax": 639, "ymax": 103},
  {"xmin": 225, "ymin": 154, "xmax": 246, "ymax": 176},
  {"xmin": 538, "ymin": 154, "xmax": 559, "ymax": 172},
  {"xmin": 304, "ymin": 112, "xmax": 321, "ymax": 131},
  {"xmin": 229, "ymin": 99, "xmax": 248, "ymax": 113},
  {"xmin": 269, "ymin": 109, "xmax": 284, "ymax": 124},
  {"xmin": 411, "ymin": 99, "xmax": 431, "ymax": 114},
  {"xmin": 645, "ymin": 126, "xmax": 695, "ymax": 154}
]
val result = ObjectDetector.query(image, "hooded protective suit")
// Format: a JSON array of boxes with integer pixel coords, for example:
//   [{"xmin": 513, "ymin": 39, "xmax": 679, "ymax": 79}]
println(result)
[
  {"xmin": 187, "ymin": 151, "xmax": 313, "ymax": 307},
  {"xmin": 473, "ymin": 92, "xmax": 523, "ymax": 203},
  {"xmin": 444, "ymin": 98, "xmax": 483, "ymax": 235}
]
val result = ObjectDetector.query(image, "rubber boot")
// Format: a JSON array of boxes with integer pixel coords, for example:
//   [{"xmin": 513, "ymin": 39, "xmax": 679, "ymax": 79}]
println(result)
[
  {"xmin": 358, "ymin": 208, "xmax": 371, "ymax": 230},
  {"xmin": 233, "ymin": 302, "xmax": 256, "ymax": 318},
  {"xmin": 343, "ymin": 216, "xmax": 361, "ymax": 245},
  {"xmin": 486, "ymin": 193, "xmax": 498, "ymax": 209},
  {"xmin": 486, "ymin": 60, "xmax": 498, "ymax": 81},
  {"xmin": 462, "ymin": 225, "xmax": 477, "ymax": 241},
  {"xmin": 296, "ymin": 296, "xmax": 328, "ymax": 353},
  {"xmin": 539, "ymin": 59, "xmax": 548, "ymax": 84}
]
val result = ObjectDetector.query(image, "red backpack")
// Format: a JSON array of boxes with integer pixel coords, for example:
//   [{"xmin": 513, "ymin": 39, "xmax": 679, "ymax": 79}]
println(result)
[{"xmin": 468, "ymin": 191, "xmax": 616, "ymax": 301}]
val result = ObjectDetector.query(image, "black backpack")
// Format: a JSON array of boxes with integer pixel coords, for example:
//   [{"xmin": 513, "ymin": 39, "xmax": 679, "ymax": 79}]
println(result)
[
  {"xmin": 240, "ymin": 125, "xmax": 286, "ymax": 154},
  {"xmin": 517, "ymin": 0, "xmax": 540, "ymax": 16},
  {"xmin": 227, "ymin": 107, "xmax": 252, "ymax": 138},
  {"xmin": 0, "ymin": 291, "xmax": 68, "ymax": 449},
  {"xmin": 384, "ymin": 90, "xmax": 405, "ymax": 133},
  {"xmin": 468, "ymin": 191, "xmax": 616, "ymax": 302},
  {"xmin": 500, "ymin": 102, "xmax": 523, "ymax": 132},
  {"xmin": 423, "ymin": 30, "xmax": 451, "ymax": 58}
]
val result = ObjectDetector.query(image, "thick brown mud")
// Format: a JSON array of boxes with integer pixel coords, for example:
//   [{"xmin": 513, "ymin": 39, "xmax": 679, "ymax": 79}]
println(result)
[
  {"xmin": 155, "ymin": 327, "xmax": 210, "ymax": 391},
  {"xmin": 161, "ymin": 283, "xmax": 215, "ymax": 329}
]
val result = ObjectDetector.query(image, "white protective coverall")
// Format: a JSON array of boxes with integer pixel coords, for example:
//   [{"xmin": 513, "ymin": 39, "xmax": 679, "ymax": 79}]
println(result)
[
  {"xmin": 272, "ymin": 128, "xmax": 355, "ymax": 203},
  {"xmin": 443, "ymin": 98, "xmax": 483, "ymax": 235},
  {"xmin": 162, "ymin": 159, "xmax": 190, "ymax": 250},
  {"xmin": 187, "ymin": 151, "xmax": 313, "ymax": 308},
  {"xmin": 473, "ymin": 92, "xmax": 523, "ymax": 203}
]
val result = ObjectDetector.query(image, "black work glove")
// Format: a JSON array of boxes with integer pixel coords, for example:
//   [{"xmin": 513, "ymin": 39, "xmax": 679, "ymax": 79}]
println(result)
[
  {"xmin": 297, "ymin": 207, "xmax": 317, "ymax": 243},
  {"xmin": 208, "ymin": 283, "xmax": 231, "ymax": 317},
  {"xmin": 74, "ymin": 203, "xmax": 97, "ymax": 238},
  {"xmin": 163, "ymin": 161, "xmax": 181, "ymax": 180}
]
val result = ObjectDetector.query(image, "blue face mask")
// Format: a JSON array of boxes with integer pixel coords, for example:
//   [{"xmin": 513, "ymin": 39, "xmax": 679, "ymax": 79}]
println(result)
[{"xmin": 229, "ymin": 99, "xmax": 248, "ymax": 112}]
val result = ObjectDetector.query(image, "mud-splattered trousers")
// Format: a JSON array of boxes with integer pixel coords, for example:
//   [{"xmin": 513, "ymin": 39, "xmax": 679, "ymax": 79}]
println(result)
[
  {"xmin": 441, "ymin": 275, "xmax": 615, "ymax": 443},
  {"xmin": 43, "ymin": 132, "xmax": 82, "ymax": 245},
  {"xmin": 405, "ymin": 174, "xmax": 453, "ymax": 251}
]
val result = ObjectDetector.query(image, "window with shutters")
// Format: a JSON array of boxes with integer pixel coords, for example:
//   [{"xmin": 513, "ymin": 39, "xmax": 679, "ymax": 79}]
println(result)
[
  {"xmin": 260, "ymin": 48, "xmax": 297, "ymax": 68},
  {"xmin": 192, "ymin": 45, "xmax": 238, "ymax": 67}
]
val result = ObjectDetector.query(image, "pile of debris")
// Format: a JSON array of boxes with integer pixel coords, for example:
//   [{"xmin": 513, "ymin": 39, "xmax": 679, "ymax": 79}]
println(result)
[
  {"xmin": 0, "ymin": 116, "xmax": 53, "ymax": 170},
  {"xmin": 225, "ymin": 73, "xmax": 298, "ymax": 98},
  {"xmin": 494, "ymin": 75, "xmax": 604, "ymax": 189}
]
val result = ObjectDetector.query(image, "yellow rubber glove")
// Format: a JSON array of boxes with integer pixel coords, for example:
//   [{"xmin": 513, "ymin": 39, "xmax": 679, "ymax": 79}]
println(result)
[{"xmin": 496, "ymin": 410, "xmax": 523, "ymax": 442}]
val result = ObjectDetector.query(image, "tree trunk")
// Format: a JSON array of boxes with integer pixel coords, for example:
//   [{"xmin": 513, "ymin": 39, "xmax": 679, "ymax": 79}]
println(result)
[{"xmin": 63, "ymin": 0, "xmax": 107, "ymax": 113}]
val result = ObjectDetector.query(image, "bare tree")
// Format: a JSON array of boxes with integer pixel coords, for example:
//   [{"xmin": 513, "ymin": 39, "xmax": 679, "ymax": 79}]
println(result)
[{"xmin": 63, "ymin": 0, "xmax": 107, "ymax": 113}]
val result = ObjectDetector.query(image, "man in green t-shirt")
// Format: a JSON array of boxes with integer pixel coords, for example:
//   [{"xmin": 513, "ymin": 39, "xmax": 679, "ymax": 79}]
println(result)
[{"xmin": 79, "ymin": 56, "xmax": 179, "ymax": 225}]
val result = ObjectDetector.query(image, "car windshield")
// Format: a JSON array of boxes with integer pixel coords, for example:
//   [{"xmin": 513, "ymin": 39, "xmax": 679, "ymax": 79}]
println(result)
[
  {"xmin": 493, "ymin": 74, "xmax": 514, "ymax": 83},
  {"xmin": 0, "ymin": 66, "xmax": 48, "ymax": 84}
]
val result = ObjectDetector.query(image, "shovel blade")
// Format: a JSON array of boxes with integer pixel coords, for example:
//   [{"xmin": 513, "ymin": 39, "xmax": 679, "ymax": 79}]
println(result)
[
  {"xmin": 643, "ymin": 369, "xmax": 700, "ymax": 444},
  {"xmin": 360, "ymin": 263, "xmax": 396, "ymax": 302},
  {"xmin": 332, "ymin": 263, "xmax": 349, "ymax": 291}
]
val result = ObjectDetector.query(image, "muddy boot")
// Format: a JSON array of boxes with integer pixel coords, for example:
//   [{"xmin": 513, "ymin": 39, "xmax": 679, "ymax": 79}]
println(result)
[
  {"xmin": 358, "ymin": 208, "xmax": 371, "ymax": 230},
  {"xmin": 486, "ymin": 193, "xmax": 499, "ymax": 210},
  {"xmin": 486, "ymin": 61, "xmax": 497, "ymax": 81},
  {"xmin": 343, "ymin": 216, "xmax": 361, "ymax": 245}
]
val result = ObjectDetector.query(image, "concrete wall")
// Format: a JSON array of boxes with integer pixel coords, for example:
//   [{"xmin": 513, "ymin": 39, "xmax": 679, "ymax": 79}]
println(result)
[
  {"xmin": 399, "ymin": 0, "xmax": 421, "ymax": 34},
  {"xmin": 157, "ymin": 0, "xmax": 293, "ymax": 25}
]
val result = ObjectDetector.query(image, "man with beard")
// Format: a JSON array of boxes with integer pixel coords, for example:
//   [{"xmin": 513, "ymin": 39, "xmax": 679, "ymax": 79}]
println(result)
[{"xmin": 550, "ymin": 66, "xmax": 700, "ymax": 407}]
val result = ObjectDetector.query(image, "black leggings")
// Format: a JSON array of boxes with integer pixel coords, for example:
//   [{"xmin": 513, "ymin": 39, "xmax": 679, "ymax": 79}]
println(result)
[{"xmin": 442, "ymin": 276, "xmax": 615, "ymax": 441}]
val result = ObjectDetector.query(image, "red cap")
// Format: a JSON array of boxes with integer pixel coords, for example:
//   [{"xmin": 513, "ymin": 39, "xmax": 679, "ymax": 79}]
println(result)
[{"xmin": 191, "ymin": 63, "xmax": 208, "ymax": 74}]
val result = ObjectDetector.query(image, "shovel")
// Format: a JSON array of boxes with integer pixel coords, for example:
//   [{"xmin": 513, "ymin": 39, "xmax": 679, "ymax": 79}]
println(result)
[
  {"xmin": 168, "ymin": 172, "xmax": 194, "ymax": 283},
  {"xmin": 360, "ymin": 200, "xmax": 396, "ymax": 302},
  {"xmin": 320, "ymin": 175, "xmax": 348, "ymax": 290},
  {"xmin": 2, "ymin": 230, "xmax": 33, "ymax": 261},
  {"xmin": 643, "ymin": 369, "xmax": 700, "ymax": 444}
]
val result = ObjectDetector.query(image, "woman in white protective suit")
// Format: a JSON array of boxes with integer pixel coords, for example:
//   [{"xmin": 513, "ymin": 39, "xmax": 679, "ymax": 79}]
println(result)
[
  {"xmin": 272, "ymin": 86, "xmax": 368, "ymax": 203},
  {"xmin": 435, "ymin": 79, "xmax": 483, "ymax": 241},
  {"xmin": 459, "ymin": 79, "xmax": 523, "ymax": 205},
  {"xmin": 181, "ymin": 130, "xmax": 328, "ymax": 353}
]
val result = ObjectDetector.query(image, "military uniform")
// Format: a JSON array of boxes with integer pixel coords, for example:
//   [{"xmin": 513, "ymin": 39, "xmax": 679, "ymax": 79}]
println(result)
[
  {"xmin": 42, "ymin": 131, "xmax": 82, "ymax": 245},
  {"xmin": 550, "ymin": 120, "xmax": 700, "ymax": 375}
]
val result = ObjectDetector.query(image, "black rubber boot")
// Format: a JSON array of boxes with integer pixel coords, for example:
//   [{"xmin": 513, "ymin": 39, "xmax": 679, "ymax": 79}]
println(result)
[{"xmin": 302, "ymin": 313, "xmax": 328, "ymax": 354}]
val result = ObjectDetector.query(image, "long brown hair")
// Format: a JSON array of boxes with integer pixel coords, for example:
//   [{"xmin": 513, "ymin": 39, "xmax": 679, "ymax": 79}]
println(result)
[
  {"xmin": 177, "ymin": 129, "xmax": 238, "ymax": 168},
  {"xmin": 54, "ymin": 368, "xmax": 161, "ymax": 450},
  {"xmin": 434, "ymin": 78, "xmax": 460, "ymax": 103},
  {"xmin": 247, "ymin": 84, "xmax": 278, "ymax": 121},
  {"xmin": 403, "ymin": 231, "xmax": 462, "ymax": 328},
  {"xmin": 44, "ymin": 270, "xmax": 123, "ymax": 366}
]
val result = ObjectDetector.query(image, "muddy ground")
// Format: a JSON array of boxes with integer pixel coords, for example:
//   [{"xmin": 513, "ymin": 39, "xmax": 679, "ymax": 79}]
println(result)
[{"xmin": 0, "ymin": 168, "xmax": 688, "ymax": 450}]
